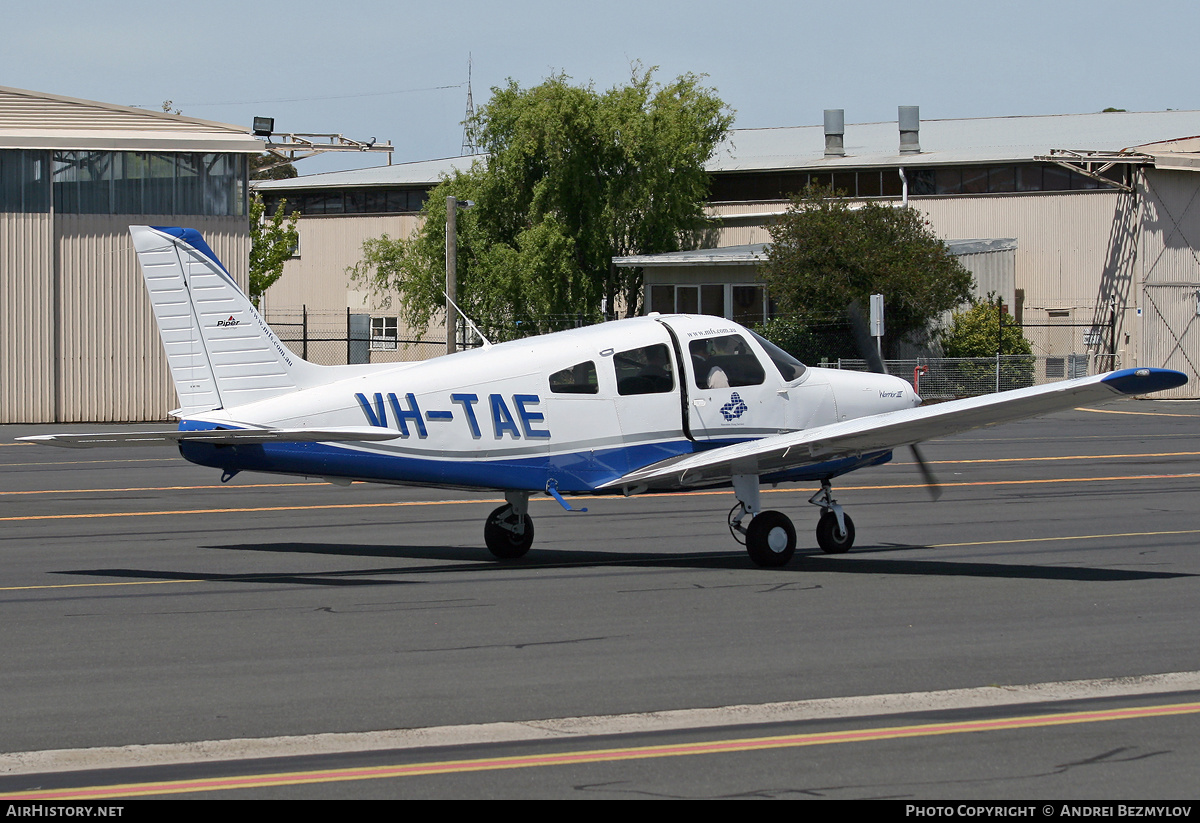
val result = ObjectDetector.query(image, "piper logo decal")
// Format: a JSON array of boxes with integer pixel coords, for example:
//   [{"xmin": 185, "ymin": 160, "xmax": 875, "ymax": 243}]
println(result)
[{"xmin": 216, "ymin": 316, "xmax": 240, "ymax": 327}]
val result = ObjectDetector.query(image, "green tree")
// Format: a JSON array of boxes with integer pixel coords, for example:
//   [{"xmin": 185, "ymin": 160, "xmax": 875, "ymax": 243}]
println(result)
[
  {"xmin": 761, "ymin": 186, "xmax": 974, "ymax": 357},
  {"xmin": 250, "ymin": 153, "xmax": 298, "ymax": 181},
  {"xmin": 248, "ymin": 193, "xmax": 299, "ymax": 305},
  {"xmin": 940, "ymin": 297, "xmax": 1035, "ymax": 390},
  {"xmin": 351, "ymin": 67, "xmax": 733, "ymax": 341}
]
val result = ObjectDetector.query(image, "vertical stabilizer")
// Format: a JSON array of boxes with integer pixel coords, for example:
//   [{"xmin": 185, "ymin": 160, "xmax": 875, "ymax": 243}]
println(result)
[{"xmin": 130, "ymin": 225, "xmax": 318, "ymax": 413}]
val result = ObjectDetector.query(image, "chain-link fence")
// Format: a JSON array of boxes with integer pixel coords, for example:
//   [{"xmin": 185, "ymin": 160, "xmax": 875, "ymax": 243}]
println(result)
[
  {"xmin": 834, "ymin": 353, "xmax": 1119, "ymax": 399},
  {"xmin": 264, "ymin": 307, "xmax": 450, "ymax": 367}
]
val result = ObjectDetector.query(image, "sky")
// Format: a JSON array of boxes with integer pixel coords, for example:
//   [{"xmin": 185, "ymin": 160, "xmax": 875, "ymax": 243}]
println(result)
[{"xmin": 4, "ymin": 0, "xmax": 1198, "ymax": 175}]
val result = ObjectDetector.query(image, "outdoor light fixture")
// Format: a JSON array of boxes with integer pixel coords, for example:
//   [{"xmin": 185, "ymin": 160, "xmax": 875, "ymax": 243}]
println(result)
[{"xmin": 252, "ymin": 117, "xmax": 274, "ymax": 137}]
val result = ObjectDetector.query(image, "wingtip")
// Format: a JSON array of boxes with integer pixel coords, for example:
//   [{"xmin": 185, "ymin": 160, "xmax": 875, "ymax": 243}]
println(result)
[{"xmin": 1101, "ymin": 367, "xmax": 1188, "ymax": 395}]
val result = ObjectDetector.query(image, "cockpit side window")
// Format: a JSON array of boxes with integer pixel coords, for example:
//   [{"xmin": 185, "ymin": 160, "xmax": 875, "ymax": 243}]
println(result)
[
  {"xmin": 748, "ymin": 330, "xmax": 808, "ymax": 382},
  {"xmin": 614, "ymin": 343, "xmax": 674, "ymax": 396},
  {"xmin": 688, "ymin": 334, "xmax": 766, "ymax": 389},
  {"xmin": 549, "ymin": 361, "xmax": 599, "ymax": 394}
]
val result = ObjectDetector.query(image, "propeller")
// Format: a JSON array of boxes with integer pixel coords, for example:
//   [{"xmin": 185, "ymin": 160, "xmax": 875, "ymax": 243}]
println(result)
[{"xmin": 846, "ymin": 300, "xmax": 942, "ymax": 501}]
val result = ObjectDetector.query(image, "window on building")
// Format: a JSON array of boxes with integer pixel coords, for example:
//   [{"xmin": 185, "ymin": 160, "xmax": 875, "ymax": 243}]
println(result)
[
  {"xmin": 44, "ymin": 150, "xmax": 246, "ymax": 216},
  {"xmin": 732, "ymin": 285, "xmax": 767, "ymax": 326},
  {"xmin": 647, "ymin": 284, "xmax": 727, "ymax": 317},
  {"xmin": 261, "ymin": 187, "xmax": 430, "ymax": 217},
  {"xmin": 370, "ymin": 316, "xmax": 398, "ymax": 350},
  {"xmin": 707, "ymin": 162, "xmax": 1131, "ymax": 203},
  {"xmin": 0, "ymin": 150, "xmax": 50, "ymax": 212}
]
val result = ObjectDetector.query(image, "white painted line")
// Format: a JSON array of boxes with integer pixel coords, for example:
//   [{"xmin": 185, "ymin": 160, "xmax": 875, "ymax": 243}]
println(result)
[{"xmin": 3, "ymin": 671, "xmax": 1198, "ymax": 776}]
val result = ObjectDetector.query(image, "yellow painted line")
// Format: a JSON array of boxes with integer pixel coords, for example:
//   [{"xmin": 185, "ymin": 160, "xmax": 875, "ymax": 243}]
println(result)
[
  {"xmin": 0, "ymin": 457, "xmax": 182, "ymax": 468},
  {"xmin": 8, "ymin": 450, "xmax": 1200, "ymax": 495},
  {"xmin": 5, "ymin": 472, "xmax": 1200, "ymax": 525},
  {"xmin": 0, "ymin": 482, "xmax": 324, "ymax": 496},
  {"xmin": 6, "ymin": 700, "xmax": 1199, "ymax": 799},
  {"xmin": 0, "ymin": 497, "xmax": 507, "ymax": 523},
  {"xmin": 1077, "ymin": 406, "xmax": 1200, "ymax": 418},
  {"xmin": 895, "ymin": 450, "xmax": 1200, "ymax": 466},
  {"xmin": 0, "ymin": 579, "xmax": 201, "ymax": 592},
  {"xmin": 932, "ymin": 528, "xmax": 1200, "ymax": 549}
]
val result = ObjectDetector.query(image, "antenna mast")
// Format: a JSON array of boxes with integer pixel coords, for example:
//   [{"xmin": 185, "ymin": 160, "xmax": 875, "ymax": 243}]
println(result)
[{"xmin": 461, "ymin": 55, "xmax": 478, "ymax": 156}]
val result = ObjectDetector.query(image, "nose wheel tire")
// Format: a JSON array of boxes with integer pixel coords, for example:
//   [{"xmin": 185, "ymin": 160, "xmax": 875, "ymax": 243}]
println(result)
[
  {"xmin": 816, "ymin": 511, "xmax": 855, "ymax": 554},
  {"xmin": 745, "ymin": 510, "xmax": 797, "ymax": 567},
  {"xmin": 484, "ymin": 504, "xmax": 534, "ymax": 559}
]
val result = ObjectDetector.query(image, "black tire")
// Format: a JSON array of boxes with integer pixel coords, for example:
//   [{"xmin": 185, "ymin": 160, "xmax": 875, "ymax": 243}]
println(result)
[
  {"xmin": 484, "ymin": 504, "xmax": 534, "ymax": 559},
  {"xmin": 815, "ymin": 511, "xmax": 855, "ymax": 554},
  {"xmin": 745, "ymin": 510, "xmax": 796, "ymax": 567}
]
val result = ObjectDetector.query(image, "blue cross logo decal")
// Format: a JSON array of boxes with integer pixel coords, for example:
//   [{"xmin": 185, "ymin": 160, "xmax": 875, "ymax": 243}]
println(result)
[{"xmin": 720, "ymin": 392, "xmax": 748, "ymax": 421}]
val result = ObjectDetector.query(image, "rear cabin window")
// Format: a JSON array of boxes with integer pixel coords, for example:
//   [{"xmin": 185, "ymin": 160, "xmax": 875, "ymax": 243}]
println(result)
[
  {"xmin": 614, "ymin": 344, "xmax": 674, "ymax": 396},
  {"xmin": 549, "ymin": 361, "xmax": 599, "ymax": 394},
  {"xmin": 689, "ymin": 334, "xmax": 766, "ymax": 389}
]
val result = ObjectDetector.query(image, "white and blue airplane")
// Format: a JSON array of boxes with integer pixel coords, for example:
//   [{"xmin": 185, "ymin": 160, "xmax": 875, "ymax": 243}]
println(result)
[{"xmin": 20, "ymin": 226, "xmax": 1189, "ymax": 567}]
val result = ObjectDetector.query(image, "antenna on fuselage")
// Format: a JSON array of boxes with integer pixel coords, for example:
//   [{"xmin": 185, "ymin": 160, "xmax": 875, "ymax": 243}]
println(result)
[{"xmin": 442, "ymin": 290, "xmax": 493, "ymax": 349}]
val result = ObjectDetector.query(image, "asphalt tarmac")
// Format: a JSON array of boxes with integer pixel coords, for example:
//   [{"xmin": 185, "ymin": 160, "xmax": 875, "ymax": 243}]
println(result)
[{"xmin": 1, "ymin": 398, "xmax": 1198, "ymax": 799}]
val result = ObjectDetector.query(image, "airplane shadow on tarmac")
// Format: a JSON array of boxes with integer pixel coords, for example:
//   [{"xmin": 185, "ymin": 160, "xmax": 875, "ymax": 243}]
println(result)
[{"xmin": 54, "ymin": 540, "xmax": 1196, "ymax": 587}]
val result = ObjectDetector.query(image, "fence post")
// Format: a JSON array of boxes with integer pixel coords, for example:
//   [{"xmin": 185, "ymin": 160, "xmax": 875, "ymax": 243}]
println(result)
[
  {"xmin": 346, "ymin": 307, "xmax": 351, "ymax": 365},
  {"xmin": 302, "ymin": 304, "xmax": 308, "ymax": 361}
]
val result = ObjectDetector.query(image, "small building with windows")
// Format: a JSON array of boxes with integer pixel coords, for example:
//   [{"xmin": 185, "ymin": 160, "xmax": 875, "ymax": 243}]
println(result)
[
  {"xmin": 1, "ymin": 85, "xmax": 262, "ymax": 422},
  {"xmin": 255, "ymin": 157, "xmax": 466, "ymax": 361}
]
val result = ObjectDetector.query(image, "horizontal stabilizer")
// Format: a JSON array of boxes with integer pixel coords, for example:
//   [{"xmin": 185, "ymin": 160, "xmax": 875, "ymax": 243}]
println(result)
[
  {"xmin": 600, "ymin": 367, "xmax": 1188, "ymax": 491},
  {"xmin": 18, "ymin": 427, "xmax": 403, "ymax": 449}
]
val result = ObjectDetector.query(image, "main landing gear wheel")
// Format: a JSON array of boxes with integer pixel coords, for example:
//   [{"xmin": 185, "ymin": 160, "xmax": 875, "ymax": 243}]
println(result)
[
  {"xmin": 816, "ymin": 511, "xmax": 855, "ymax": 554},
  {"xmin": 484, "ymin": 504, "xmax": 534, "ymax": 559},
  {"xmin": 745, "ymin": 510, "xmax": 797, "ymax": 568}
]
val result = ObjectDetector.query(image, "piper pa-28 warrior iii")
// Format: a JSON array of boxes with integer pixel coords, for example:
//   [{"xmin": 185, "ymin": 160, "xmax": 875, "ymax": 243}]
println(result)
[{"xmin": 21, "ymin": 226, "xmax": 1189, "ymax": 567}]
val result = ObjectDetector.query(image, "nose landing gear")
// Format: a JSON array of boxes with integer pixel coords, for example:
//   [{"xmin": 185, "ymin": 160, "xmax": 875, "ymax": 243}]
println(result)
[
  {"xmin": 810, "ymin": 480, "xmax": 855, "ymax": 554},
  {"xmin": 730, "ymin": 475, "xmax": 856, "ymax": 567}
]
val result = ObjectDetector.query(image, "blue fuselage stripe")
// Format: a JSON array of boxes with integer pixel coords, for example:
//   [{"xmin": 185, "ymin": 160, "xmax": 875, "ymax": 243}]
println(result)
[{"xmin": 177, "ymin": 437, "xmax": 891, "ymax": 493}]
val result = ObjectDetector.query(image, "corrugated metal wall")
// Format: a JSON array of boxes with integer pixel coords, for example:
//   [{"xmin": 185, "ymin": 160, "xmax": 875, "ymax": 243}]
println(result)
[
  {"xmin": 0, "ymin": 212, "xmax": 54, "ymax": 421},
  {"xmin": 1, "ymin": 214, "xmax": 249, "ymax": 422},
  {"xmin": 1138, "ymin": 169, "xmax": 1200, "ymax": 398}
]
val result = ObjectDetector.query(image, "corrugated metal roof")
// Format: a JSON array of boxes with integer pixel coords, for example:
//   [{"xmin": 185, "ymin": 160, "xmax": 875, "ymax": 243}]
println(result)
[
  {"xmin": 614, "ymin": 244, "xmax": 766, "ymax": 267},
  {"xmin": 255, "ymin": 155, "xmax": 484, "ymax": 191},
  {"xmin": 614, "ymin": 238, "xmax": 1016, "ymax": 267},
  {"xmin": 251, "ymin": 110, "xmax": 1200, "ymax": 191},
  {"xmin": 714, "ymin": 110, "xmax": 1200, "ymax": 172},
  {"xmin": 0, "ymin": 85, "xmax": 263, "ymax": 152}
]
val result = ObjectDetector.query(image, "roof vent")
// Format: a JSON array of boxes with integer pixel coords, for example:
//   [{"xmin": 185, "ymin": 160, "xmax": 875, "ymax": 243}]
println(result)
[
  {"xmin": 824, "ymin": 109, "xmax": 845, "ymax": 157},
  {"xmin": 899, "ymin": 106, "xmax": 921, "ymax": 154}
]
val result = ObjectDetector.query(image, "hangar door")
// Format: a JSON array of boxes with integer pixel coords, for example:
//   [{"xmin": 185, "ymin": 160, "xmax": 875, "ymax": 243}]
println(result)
[
  {"xmin": 1139, "ymin": 169, "xmax": 1200, "ymax": 398},
  {"xmin": 1143, "ymin": 285, "xmax": 1199, "ymax": 390}
]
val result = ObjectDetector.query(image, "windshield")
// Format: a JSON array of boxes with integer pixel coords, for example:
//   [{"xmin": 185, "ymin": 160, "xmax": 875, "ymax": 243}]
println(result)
[{"xmin": 749, "ymin": 330, "xmax": 807, "ymax": 382}]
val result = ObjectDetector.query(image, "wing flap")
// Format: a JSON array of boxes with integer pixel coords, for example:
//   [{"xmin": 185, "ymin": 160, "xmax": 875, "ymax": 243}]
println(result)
[{"xmin": 601, "ymin": 368, "xmax": 1187, "ymax": 490}]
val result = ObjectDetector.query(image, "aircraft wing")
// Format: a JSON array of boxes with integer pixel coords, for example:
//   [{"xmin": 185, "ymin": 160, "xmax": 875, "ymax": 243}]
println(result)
[
  {"xmin": 600, "ymin": 367, "xmax": 1188, "ymax": 491},
  {"xmin": 18, "ymin": 426, "xmax": 402, "ymax": 449}
]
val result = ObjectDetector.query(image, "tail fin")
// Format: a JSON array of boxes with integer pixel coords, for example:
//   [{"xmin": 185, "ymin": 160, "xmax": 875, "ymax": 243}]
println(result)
[{"xmin": 131, "ymin": 225, "xmax": 320, "ymax": 413}]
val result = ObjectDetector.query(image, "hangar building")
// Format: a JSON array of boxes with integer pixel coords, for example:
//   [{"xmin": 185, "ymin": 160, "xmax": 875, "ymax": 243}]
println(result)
[{"xmin": 0, "ymin": 86, "xmax": 260, "ymax": 423}]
